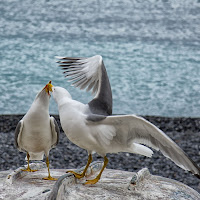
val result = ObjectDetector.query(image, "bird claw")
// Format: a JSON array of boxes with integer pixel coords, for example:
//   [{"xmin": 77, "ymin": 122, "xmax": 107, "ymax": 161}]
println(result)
[
  {"xmin": 43, "ymin": 176, "xmax": 57, "ymax": 181},
  {"xmin": 84, "ymin": 178, "xmax": 99, "ymax": 185},
  {"xmin": 22, "ymin": 168, "xmax": 38, "ymax": 172},
  {"xmin": 66, "ymin": 170, "xmax": 85, "ymax": 179}
]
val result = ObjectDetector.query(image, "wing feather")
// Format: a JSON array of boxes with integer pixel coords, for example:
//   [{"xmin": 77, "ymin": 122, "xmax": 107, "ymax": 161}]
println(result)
[
  {"xmin": 57, "ymin": 55, "xmax": 102, "ymax": 96},
  {"xmin": 50, "ymin": 117, "xmax": 60, "ymax": 148},
  {"xmin": 14, "ymin": 120, "xmax": 24, "ymax": 149},
  {"xmin": 89, "ymin": 114, "xmax": 200, "ymax": 176},
  {"xmin": 57, "ymin": 55, "xmax": 113, "ymax": 115}
]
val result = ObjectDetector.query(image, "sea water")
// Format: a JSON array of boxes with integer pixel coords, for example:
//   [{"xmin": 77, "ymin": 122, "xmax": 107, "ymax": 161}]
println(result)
[{"xmin": 0, "ymin": 0, "xmax": 200, "ymax": 116}]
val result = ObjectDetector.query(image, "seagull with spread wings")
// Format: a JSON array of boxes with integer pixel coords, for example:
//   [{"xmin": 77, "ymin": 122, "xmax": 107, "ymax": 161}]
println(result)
[
  {"xmin": 15, "ymin": 81, "xmax": 60, "ymax": 180},
  {"xmin": 52, "ymin": 55, "xmax": 200, "ymax": 184}
]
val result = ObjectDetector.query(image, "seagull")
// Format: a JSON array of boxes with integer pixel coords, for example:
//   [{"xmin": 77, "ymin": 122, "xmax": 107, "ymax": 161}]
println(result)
[
  {"xmin": 53, "ymin": 55, "xmax": 200, "ymax": 184},
  {"xmin": 15, "ymin": 81, "xmax": 60, "ymax": 180}
]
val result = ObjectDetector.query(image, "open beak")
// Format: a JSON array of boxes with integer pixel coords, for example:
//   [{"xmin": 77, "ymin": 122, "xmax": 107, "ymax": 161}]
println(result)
[{"xmin": 44, "ymin": 81, "xmax": 53, "ymax": 96}]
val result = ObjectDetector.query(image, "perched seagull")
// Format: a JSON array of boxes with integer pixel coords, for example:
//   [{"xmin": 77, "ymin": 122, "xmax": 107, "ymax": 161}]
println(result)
[
  {"xmin": 53, "ymin": 55, "xmax": 200, "ymax": 184},
  {"xmin": 15, "ymin": 81, "xmax": 60, "ymax": 180}
]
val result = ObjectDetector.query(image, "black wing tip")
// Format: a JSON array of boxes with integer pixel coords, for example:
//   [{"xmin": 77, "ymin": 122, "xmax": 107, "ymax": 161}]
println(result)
[{"xmin": 55, "ymin": 56, "xmax": 84, "ymax": 60}]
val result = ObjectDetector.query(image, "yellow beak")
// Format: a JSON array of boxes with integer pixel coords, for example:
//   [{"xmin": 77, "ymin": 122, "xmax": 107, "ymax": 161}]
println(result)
[{"xmin": 44, "ymin": 81, "xmax": 53, "ymax": 95}]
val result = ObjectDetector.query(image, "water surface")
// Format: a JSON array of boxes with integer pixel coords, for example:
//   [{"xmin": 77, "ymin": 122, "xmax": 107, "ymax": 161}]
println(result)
[{"xmin": 0, "ymin": 0, "xmax": 200, "ymax": 116}]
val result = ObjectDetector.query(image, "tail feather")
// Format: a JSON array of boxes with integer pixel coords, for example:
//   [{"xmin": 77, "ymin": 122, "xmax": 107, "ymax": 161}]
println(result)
[
  {"xmin": 128, "ymin": 143, "xmax": 153, "ymax": 158},
  {"xmin": 25, "ymin": 152, "xmax": 44, "ymax": 161}
]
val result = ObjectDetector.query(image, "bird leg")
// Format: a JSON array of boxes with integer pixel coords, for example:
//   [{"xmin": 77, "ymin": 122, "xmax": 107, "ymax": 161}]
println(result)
[
  {"xmin": 67, "ymin": 154, "xmax": 92, "ymax": 179},
  {"xmin": 22, "ymin": 152, "xmax": 37, "ymax": 172},
  {"xmin": 85, "ymin": 156, "xmax": 108, "ymax": 185},
  {"xmin": 43, "ymin": 156, "xmax": 57, "ymax": 180}
]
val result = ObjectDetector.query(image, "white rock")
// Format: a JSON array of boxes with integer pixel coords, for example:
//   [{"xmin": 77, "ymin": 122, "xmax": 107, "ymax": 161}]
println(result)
[{"xmin": 0, "ymin": 162, "xmax": 199, "ymax": 200}]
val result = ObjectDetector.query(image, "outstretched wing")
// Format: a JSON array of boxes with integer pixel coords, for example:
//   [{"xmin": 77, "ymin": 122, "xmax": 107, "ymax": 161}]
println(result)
[
  {"xmin": 14, "ymin": 120, "xmax": 24, "ymax": 149},
  {"xmin": 50, "ymin": 116, "xmax": 60, "ymax": 148},
  {"xmin": 87, "ymin": 114, "xmax": 200, "ymax": 177},
  {"xmin": 57, "ymin": 55, "xmax": 112, "ymax": 115}
]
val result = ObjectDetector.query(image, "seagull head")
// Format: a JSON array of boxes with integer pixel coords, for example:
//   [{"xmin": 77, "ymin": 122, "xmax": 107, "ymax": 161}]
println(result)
[
  {"xmin": 34, "ymin": 81, "xmax": 53, "ymax": 105},
  {"xmin": 52, "ymin": 86, "xmax": 72, "ymax": 104},
  {"xmin": 44, "ymin": 81, "xmax": 53, "ymax": 96}
]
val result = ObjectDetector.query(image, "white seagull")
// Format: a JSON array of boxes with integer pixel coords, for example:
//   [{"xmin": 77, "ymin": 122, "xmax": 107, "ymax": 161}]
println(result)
[
  {"xmin": 53, "ymin": 55, "xmax": 200, "ymax": 184},
  {"xmin": 15, "ymin": 81, "xmax": 60, "ymax": 180}
]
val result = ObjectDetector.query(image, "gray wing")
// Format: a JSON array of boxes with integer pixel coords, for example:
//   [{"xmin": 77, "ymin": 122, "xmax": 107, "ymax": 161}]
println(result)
[
  {"xmin": 50, "ymin": 116, "xmax": 60, "ymax": 148},
  {"xmin": 86, "ymin": 114, "xmax": 107, "ymax": 122},
  {"xmin": 14, "ymin": 120, "xmax": 24, "ymax": 149},
  {"xmin": 89, "ymin": 114, "xmax": 200, "ymax": 177},
  {"xmin": 57, "ymin": 55, "xmax": 112, "ymax": 115}
]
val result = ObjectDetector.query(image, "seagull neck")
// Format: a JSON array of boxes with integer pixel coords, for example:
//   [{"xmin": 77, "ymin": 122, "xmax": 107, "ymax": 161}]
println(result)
[
  {"xmin": 58, "ymin": 97, "xmax": 72, "ymax": 107},
  {"xmin": 33, "ymin": 97, "xmax": 49, "ymax": 111}
]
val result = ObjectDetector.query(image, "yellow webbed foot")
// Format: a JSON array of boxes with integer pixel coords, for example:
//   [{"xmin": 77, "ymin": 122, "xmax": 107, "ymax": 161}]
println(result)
[
  {"xmin": 67, "ymin": 170, "xmax": 85, "ymax": 179},
  {"xmin": 43, "ymin": 176, "xmax": 57, "ymax": 181},
  {"xmin": 22, "ymin": 153, "xmax": 37, "ymax": 172},
  {"xmin": 44, "ymin": 157, "xmax": 57, "ymax": 180},
  {"xmin": 66, "ymin": 154, "xmax": 93, "ymax": 179},
  {"xmin": 84, "ymin": 177, "xmax": 100, "ymax": 185},
  {"xmin": 84, "ymin": 156, "xmax": 108, "ymax": 185},
  {"xmin": 22, "ymin": 167, "xmax": 38, "ymax": 172}
]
